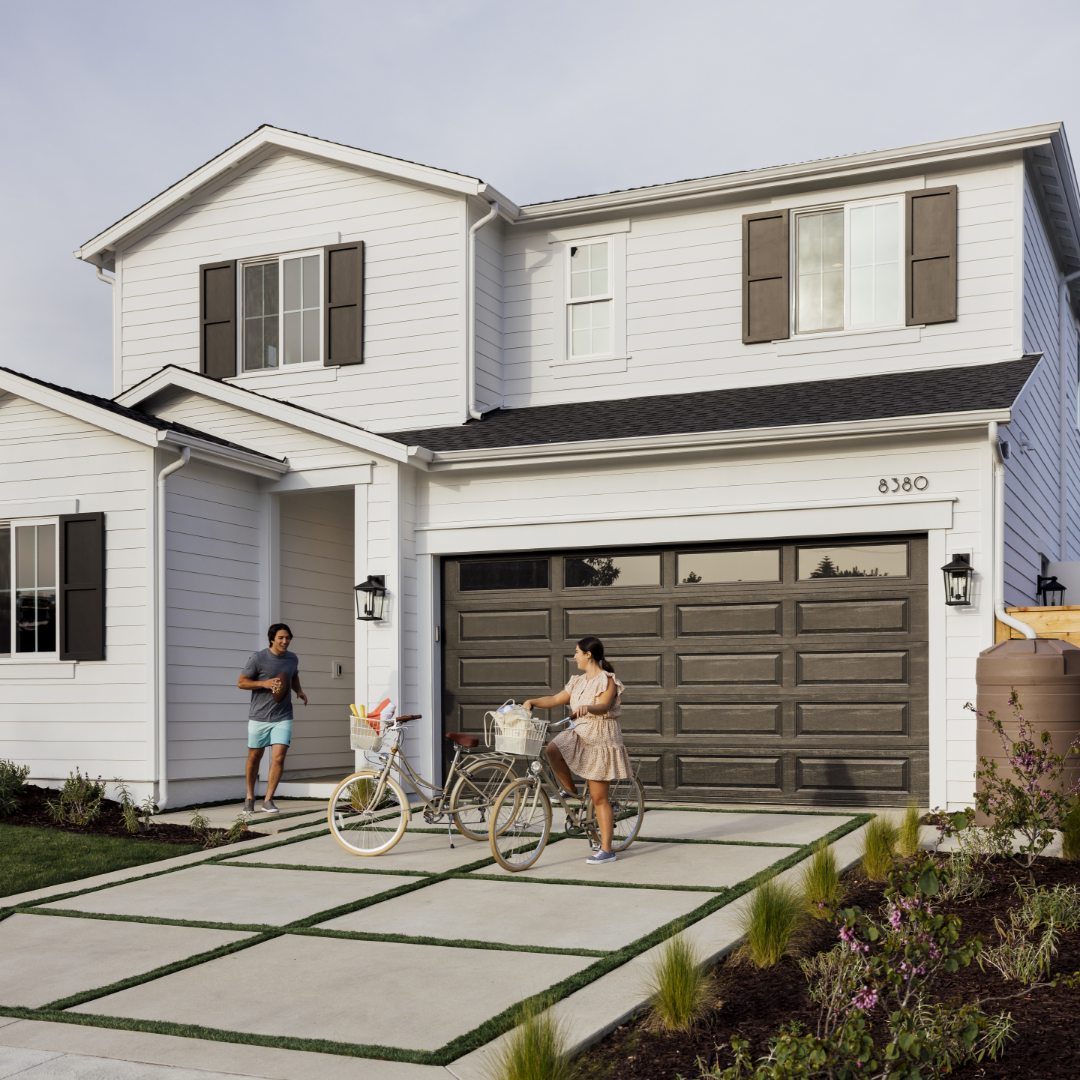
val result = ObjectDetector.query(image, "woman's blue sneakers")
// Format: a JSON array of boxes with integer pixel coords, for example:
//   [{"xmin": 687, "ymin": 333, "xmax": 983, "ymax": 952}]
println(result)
[{"xmin": 586, "ymin": 849, "xmax": 617, "ymax": 865}]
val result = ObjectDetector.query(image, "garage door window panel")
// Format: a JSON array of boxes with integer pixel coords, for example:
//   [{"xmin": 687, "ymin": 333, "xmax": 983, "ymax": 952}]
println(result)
[
  {"xmin": 678, "ymin": 549, "xmax": 780, "ymax": 585},
  {"xmin": 797, "ymin": 543, "xmax": 908, "ymax": 580},
  {"xmin": 459, "ymin": 559, "xmax": 549, "ymax": 591},
  {"xmin": 565, "ymin": 554, "xmax": 660, "ymax": 588}
]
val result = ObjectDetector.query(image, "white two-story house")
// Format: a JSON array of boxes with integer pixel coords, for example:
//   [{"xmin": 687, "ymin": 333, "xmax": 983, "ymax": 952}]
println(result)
[{"xmin": 2, "ymin": 122, "xmax": 1078, "ymax": 812}]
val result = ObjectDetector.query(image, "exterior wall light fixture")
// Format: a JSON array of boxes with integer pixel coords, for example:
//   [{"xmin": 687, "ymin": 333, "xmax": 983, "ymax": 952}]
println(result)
[
  {"xmin": 941, "ymin": 554, "xmax": 973, "ymax": 606},
  {"xmin": 1036, "ymin": 575, "xmax": 1066, "ymax": 607},
  {"xmin": 354, "ymin": 575, "xmax": 387, "ymax": 621}
]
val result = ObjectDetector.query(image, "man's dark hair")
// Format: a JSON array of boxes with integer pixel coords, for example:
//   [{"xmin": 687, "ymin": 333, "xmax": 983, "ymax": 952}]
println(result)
[{"xmin": 267, "ymin": 623, "xmax": 294, "ymax": 644}]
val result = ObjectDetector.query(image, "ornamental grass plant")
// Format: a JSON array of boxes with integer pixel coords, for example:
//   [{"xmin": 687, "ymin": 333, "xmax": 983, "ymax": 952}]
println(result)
[
  {"xmin": 897, "ymin": 800, "xmax": 923, "ymax": 858},
  {"xmin": 485, "ymin": 997, "xmax": 573, "ymax": 1080},
  {"xmin": 799, "ymin": 837, "xmax": 844, "ymax": 917},
  {"xmin": 860, "ymin": 814, "xmax": 898, "ymax": 881},
  {"xmin": 642, "ymin": 926, "xmax": 712, "ymax": 1032},
  {"xmin": 737, "ymin": 875, "xmax": 805, "ymax": 968}
]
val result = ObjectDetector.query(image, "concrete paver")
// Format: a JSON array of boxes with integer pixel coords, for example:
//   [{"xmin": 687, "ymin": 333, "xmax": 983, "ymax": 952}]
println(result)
[
  {"xmin": 639, "ymin": 810, "xmax": 852, "ymax": 845},
  {"xmin": 0, "ymin": 914, "xmax": 252, "ymax": 1009},
  {"xmin": 0, "ymin": 1047, "xmax": 63, "ymax": 1079},
  {"xmin": 0, "ymin": 1021, "xmax": 445, "ymax": 1080},
  {"xmin": 153, "ymin": 801, "xmax": 328, "ymax": 828},
  {"xmin": 226, "ymin": 829, "xmax": 493, "ymax": 874},
  {"xmin": 41, "ymin": 864, "xmax": 419, "ymax": 927},
  {"xmin": 473, "ymin": 838, "xmax": 799, "ymax": 889},
  {"xmin": 317, "ymin": 877, "xmax": 706, "ymax": 950},
  {"xmin": 71, "ymin": 934, "xmax": 593, "ymax": 1052}
]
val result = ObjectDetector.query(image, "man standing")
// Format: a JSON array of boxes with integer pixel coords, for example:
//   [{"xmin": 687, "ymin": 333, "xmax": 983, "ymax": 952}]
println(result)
[{"xmin": 239, "ymin": 623, "xmax": 308, "ymax": 813}]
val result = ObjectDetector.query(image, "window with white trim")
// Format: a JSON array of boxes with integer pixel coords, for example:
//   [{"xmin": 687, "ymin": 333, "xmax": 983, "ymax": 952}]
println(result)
[
  {"xmin": 0, "ymin": 519, "xmax": 58, "ymax": 657},
  {"xmin": 568, "ymin": 241, "xmax": 612, "ymax": 358},
  {"xmin": 241, "ymin": 251, "xmax": 322, "ymax": 371},
  {"xmin": 794, "ymin": 199, "xmax": 902, "ymax": 334}
]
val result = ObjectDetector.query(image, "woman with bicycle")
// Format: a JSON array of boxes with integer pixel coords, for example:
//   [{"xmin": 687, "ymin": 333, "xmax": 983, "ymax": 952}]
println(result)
[{"xmin": 523, "ymin": 635, "xmax": 632, "ymax": 865}]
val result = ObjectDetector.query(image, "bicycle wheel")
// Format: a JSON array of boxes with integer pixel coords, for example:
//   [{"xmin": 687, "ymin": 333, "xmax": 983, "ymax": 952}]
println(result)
[
  {"xmin": 449, "ymin": 759, "xmax": 517, "ymax": 841},
  {"xmin": 609, "ymin": 774, "xmax": 646, "ymax": 851},
  {"xmin": 328, "ymin": 770, "xmax": 408, "ymax": 856},
  {"xmin": 489, "ymin": 778, "xmax": 551, "ymax": 872}
]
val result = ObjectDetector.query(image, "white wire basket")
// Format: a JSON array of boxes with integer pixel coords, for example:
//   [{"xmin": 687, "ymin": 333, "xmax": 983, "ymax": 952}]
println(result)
[
  {"xmin": 350, "ymin": 715, "xmax": 386, "ymax": 752},
  {"xmin": 483, "ymin": 703, "xmax": 550, "ymax": 758}
]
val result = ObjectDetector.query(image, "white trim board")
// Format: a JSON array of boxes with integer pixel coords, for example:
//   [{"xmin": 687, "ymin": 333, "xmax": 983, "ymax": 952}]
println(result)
[{"xmin": 0, "ymin": 500, "xmax": 78, "ymax": 517}]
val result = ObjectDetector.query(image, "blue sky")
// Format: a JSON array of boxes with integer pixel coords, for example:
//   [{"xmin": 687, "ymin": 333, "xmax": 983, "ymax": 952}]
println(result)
[{"xmin": 2, "ymin": 0, "xmax": 1077, "ymax": 396}]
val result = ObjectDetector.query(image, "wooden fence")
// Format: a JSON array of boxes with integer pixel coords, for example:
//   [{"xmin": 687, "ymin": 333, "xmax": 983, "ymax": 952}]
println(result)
[{"xmin": 994, "ymin": 605, "xmax": 1080, "ymax": 647}]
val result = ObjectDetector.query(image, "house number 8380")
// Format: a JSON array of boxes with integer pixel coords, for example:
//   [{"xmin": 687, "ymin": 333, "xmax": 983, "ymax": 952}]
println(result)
[{"xmin": 879, "ymin": 476, "xmax": 928, "ymax": 493}]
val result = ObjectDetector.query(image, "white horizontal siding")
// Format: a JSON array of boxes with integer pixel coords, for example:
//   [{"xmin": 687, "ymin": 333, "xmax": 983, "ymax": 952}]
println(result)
[
  {"xmin": 119, "ymin": 149, "xmax": 465, "ymax": 430},
  {"xmin": 0, "ymin": 394, "xmax": 152, "ymax": 782}
]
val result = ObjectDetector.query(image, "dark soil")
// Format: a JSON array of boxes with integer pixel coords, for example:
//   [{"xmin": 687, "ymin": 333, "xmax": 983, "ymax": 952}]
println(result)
[
  {"xmin": 1, "ymin": 785, "xmax": 265, "ymax": 846},
  {"xmin": 576, "ymin": 858, "xmax": 1080, "ymax": 1080}
]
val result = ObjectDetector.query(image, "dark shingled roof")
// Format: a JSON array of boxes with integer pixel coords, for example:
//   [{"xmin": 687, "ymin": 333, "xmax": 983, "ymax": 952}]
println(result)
[
  {"xmin": 383, "ymin": 357, "xmax": 1041, "ymax": 453},
  {"xmin": 0, "ymin": 364, "xmax": 283, "ymax": 462}
]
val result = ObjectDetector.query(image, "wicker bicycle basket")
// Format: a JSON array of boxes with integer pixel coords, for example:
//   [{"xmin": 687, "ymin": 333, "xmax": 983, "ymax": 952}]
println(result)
[
  {"xmin": 483, "ymin": 702, "xmax": 550, "ymax": 758},
  {"xmin": 349, "ymin": 715, "xmax": 386, "ymax": 752}
]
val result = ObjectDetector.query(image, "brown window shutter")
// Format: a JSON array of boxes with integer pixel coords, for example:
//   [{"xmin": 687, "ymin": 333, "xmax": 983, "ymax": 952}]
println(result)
[
  {"xmin": 199, "ymin": 260, "xmax": 237, "ymax": 379},
  {"xmin": 324, "ymin": 241, "xmax": 365, "ymax": 365},
  {"xmin": 742, "ymin": 209, "xmax": 790, "ymax": 343},
  {"xmin": 906, "ymin": 186, "xmax": 957, "ymax": 325},
  {"xmin": 59, "ymin": 512, "xmax": 105, "ymax": 662}
]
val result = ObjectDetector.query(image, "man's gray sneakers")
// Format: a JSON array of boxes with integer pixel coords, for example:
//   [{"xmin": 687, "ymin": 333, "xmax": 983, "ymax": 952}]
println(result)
[
  {"xmin": 243, "ymin": 798, "xmax": 255, "ymax": 813},
  {"xmin": 586, "ymin": 849, "xmax": 617, "ymax": 865},
  {"xmin": 260, "ymin": 800, "xmax": 280, "ymax": 813}
]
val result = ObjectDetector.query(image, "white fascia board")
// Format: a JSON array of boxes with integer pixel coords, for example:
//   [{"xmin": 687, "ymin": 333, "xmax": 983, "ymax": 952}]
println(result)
[
  {"xmin": 513, "ymin": 123, "xmax": 1062, "ymax": 224},
  {"xmin": 76, "ymin": 127, "xmax": 485, "ymax": 264},
  {"xmin": 116, "ymin": 366, "xmax": 410, "ymax": 464},
  {"xmin": 0, "ymin": 369, "xmax": 158, "ymax": 447},
  {"xmin": 423, "ymin": 408, "xmax": 1013, "ymax": 472},
  {"xmin": 157, "ymin": 430, "xmax": 288, "ymax": 479}
]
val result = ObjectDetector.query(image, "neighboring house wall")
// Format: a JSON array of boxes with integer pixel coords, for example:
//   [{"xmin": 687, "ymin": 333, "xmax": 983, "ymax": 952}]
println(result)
[
  {"xmin": 278, "ymin": 489, "xmax": 354, "ymax": 777},
  {"xmin": 118, "ymin": 149, "xmax": 466, "ymax": 430},
  {"xmin": 0, "ymin": 393, "xmax": 150, "ymax": 783},
  {"xmin": 503, "ymin": 162, "xmax": 1019, "ymax": 408},
  {"xmin": 1014, "ymin": 171, "xmax": 1080, "ymax": 602},
  {"xmin": 474, "ymin": 216, "xmax": 503, "ymax": 414}
]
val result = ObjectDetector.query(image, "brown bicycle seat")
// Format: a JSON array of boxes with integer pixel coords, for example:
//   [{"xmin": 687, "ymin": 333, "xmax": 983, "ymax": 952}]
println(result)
[{"xmin": 445, "ymin": 732, "xmax": 480, "ymax": 748}]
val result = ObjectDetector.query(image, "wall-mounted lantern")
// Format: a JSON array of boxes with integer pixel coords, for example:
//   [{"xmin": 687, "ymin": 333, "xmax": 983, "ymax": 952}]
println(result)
[
  {"xmin": 354, "ymin": 575, "xmax": 387, "ymax": 621},
  {"xmin": 941, "ymin": 554, "xmax": 973, "ymax": 606},
  {"xmin": 1037, "ymin": 575, "xmax": 1066, "ymax": 607}
]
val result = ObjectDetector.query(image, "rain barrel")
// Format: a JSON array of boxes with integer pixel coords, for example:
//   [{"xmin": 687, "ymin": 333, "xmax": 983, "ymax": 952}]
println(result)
[{"xmin": 973, "ymin": 638, "xmax": 1080, "ymax": 820}]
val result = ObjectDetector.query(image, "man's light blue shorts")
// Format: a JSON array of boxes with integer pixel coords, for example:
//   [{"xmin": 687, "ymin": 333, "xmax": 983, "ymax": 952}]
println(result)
[{"xmin": 248, "ymin": 719, "xmax": 292, "ymax": 748}]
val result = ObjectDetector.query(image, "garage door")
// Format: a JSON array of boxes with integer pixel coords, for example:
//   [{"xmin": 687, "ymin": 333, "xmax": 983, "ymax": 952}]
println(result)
[{"xmin": 442, "ymin": 535, "xmax": 928, "ymax": 807}]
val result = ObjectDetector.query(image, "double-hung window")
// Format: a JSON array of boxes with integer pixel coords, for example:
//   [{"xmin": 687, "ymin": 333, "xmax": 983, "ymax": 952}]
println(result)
[
  {"xmin": 0, "ymin": 519, "xmax": 58, "ymax": 657},
  {"xmin": 794, "ymin": 199, "xmax": 902, "ymax": 334},
  {"xmin": 241, "ymin": 251, "xmax": 322, "ymax": 371},
  {"xmin": 568, "ymin": 241, "xmax": 613, "ymax": 358}
]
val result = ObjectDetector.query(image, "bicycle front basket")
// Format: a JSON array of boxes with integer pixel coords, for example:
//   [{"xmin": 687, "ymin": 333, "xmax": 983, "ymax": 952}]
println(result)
[
  {"xmin": 349, "ymin": 715, "xmax": 385, "ymax": 752},
  {"xmin": 483, "ymin": 707, "xmax": 550, "ymax": 758}
]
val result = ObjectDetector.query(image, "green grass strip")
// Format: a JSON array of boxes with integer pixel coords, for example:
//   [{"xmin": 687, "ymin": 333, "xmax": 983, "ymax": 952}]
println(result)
[
  {"xmin": 290, "ymin": 926, "xmax": 606, "ymax": 958},
  {"xmin": 215, "ymin": 859, "xmax": 434, "ymax": 878},
  {"xmin": 642, "ymin": 804, "xmax": 863, "ymax": 817},
  {"xmin": 15, "ymin": 907, "xmax": 281, "ymax": 935},
  {"xmin": 633, "ymin": 835, "xmax": 801, "ymax": 848},
  {"xmin": 460, "ymin": 871, "xmax": 726, "ymax": 893}
]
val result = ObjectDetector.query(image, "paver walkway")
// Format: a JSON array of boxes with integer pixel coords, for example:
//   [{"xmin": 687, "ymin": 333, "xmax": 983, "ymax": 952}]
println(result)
[{"xmin": 1, "ymin": 801, "xmax": 870, "ymax": 1076}]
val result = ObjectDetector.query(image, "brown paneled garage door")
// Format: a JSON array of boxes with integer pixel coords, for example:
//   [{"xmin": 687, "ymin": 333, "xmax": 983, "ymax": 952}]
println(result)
[{"xmin": 441, "ymin": 535, "xmax": 928, "ymax": 806}]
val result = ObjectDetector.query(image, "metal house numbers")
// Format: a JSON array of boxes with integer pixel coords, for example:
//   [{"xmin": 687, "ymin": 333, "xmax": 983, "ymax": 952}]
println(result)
[{"xmin": 878, "ymin": 476, "xmax": 928, "ymax": 493}]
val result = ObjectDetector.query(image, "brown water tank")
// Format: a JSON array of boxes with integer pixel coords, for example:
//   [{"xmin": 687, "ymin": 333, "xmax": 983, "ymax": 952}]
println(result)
[{"xmin": 973, "ymin": 638, "xmax": 1080, "ymax": 820}]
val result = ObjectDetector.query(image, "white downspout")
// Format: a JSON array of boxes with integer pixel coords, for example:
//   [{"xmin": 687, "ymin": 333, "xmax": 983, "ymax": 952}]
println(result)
[
  {"xmin": 1058, "ymin": 269, "xmax": 1080, "ymax": 559},
  {"xmin": 466, "ymin": 199, "xmax": 499, "ymax": 421},
  {"xmin": 95, "ymin": 266, "xmax": 115, "ymax": 286},
  {"xmin": 156, "ymin": 446, "xmax": 190, "ymax": 810},
  {"xmin": 990, "ymin": 421, "xmax": 1036, "ymax": 639}
]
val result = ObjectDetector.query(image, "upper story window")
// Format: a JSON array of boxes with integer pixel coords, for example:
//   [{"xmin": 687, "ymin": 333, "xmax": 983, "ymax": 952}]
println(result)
[
  {"xmin": 242, "ymin": 252, "xmax": 322, "ymax": 371},
  {"xmin": 569, "ymin": 242, "xmax": 612, "ymax": 357},
  {"xmin": 0, "ymin": 520, "xmax": 57, "ymax": 657},
  {"xmin": 794, "ymin": 200, "xmax": 901, "ymax": 334}
]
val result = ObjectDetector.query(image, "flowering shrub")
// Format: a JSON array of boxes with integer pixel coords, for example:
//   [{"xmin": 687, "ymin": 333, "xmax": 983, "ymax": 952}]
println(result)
[
  {"xmin": 45, "ymin": 769, "xmax": 107, "ymax": 826},
  {"xmin": 0, "ymin": 758, "xmax": 30, "ymax": 817},
  {"xmin": 955, "ymin": 691, "xmax": 1080, "ymax": 867}
]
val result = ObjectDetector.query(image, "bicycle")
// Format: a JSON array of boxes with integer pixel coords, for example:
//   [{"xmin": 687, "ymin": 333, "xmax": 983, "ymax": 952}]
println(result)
[
  {"xmin": 487, "ymin": 717, "xmax": 646, "ymax": 872},
  {"xmin": 327, "ymin": 714, "xmax": 517, "ymax": 856}
]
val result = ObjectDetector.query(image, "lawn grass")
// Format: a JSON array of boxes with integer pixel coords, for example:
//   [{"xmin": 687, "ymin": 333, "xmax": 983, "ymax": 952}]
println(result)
[{"xmin": 0, "ymin": 824, "xmax": 201, "ymax": 899}]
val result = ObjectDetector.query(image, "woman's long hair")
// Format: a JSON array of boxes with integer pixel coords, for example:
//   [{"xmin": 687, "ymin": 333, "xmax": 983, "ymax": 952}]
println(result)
[{"xmin": 577, "ymin": 635, "xmax": 614, "ymax": 673}]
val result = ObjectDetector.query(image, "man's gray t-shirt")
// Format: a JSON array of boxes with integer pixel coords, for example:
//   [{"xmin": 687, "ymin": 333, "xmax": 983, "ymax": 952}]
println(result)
[{"xmin": 242, "ymin": 649, "xmax": 299, "ymax": 723}]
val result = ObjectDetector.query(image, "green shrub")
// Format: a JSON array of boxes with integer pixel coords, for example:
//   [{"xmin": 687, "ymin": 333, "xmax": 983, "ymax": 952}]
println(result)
[
  {"xmin": 225, "ymin": 811, "xmax": 253, "ymax": 845},
  {"xmin": 860, "ymin": 814, "xmax": 898, "ymax": 881},
  {"xmin": 642, "ymin": 927, "xmax": 712, "ymax": 1032},
  {"xmin": 897, "ymin": 800, "xmax": 923, "ymax": 858},
  {"xmin": 1062, "ymin": 796, "xmax": 1080, "ymax": 862},
  {"xmin": 0, "ymin": 759, "xmax": 30, "ymax": 817},
  {"xmin": 485, "ymin": 997, "xmax": 572, "ymax": 1080},
  {"xmin": 1017, "ymin": 884, "xmax": 1080, "ymax": 932},
  {"xmin": 115, "ymin": 781, "xmax": 156, "ymax": 834},
  {"xmin": 45, "ymin": 769, "xmax": 107, "ymax": 826},
  {"xmin": 799, "ymin": 838, "xmax": 844, "ymax": 917},
  {"xmin": 737, "ymin": 875, "xmax": 805, "ymax": 968},
  {"xmin": 189, "ymin": 807, "xmax": 225, "ymax": 849}
]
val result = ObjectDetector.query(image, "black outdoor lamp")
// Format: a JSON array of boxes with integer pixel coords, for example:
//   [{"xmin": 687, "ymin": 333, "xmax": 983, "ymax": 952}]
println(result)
[
  {"xmin": 941, "ymin": 554, "xmax": 974, "ymax": 606},
  {"xmin": 354, "ymin": 575, "xmax": 387, "ymax": 621},
  {"xmin": 1036, "ymin": 575, "xmax": 1066, "ymax": 607}
]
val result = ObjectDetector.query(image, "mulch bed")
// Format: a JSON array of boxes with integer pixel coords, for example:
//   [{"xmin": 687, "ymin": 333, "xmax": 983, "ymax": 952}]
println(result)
[
  {"xmin": 576, "ymin": 858, "xmax": 1080, "ymax": 1080},
  {"xmin": 2, "ymin": 785, "xmax": 265, "ymax": 846}
]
